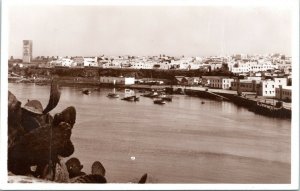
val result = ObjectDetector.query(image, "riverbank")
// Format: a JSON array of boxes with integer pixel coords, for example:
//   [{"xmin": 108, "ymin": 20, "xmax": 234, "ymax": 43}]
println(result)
[
  {"xmin": 180, "ymin": 87, "xmax": 291, "ymax": 119},
  {"xmin": 9, "ymin": 80, "xmax": 292, "ymax": 119}
]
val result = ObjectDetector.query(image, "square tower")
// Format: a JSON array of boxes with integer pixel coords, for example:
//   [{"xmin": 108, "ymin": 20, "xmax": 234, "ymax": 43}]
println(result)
[{"xmin": 23, "ymin": 40, "xmax": 32, "ymax": 63}]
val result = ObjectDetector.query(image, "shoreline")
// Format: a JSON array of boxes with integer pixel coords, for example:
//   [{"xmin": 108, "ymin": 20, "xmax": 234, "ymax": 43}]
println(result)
[{"xmin": 9, "ymin": 81, "xmax": 291, "ymax": 119}]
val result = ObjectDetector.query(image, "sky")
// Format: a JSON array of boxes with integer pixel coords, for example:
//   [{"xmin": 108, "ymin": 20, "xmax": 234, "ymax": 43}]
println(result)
[{"xmin": 8, "ymin": 5, "xmax": 292, "ymax": 58}]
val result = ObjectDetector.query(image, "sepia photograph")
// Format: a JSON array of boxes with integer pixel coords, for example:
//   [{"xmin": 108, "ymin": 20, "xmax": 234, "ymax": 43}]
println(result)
[{"xmin": 1, "ymin": 0, "xmax": 299, "ymax": 189}]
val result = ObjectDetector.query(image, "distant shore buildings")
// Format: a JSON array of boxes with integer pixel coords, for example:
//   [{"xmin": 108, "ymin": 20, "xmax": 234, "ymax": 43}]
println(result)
[{"xmin": 9, "ymin": 40, "xmax": 293, "ymax": 101}]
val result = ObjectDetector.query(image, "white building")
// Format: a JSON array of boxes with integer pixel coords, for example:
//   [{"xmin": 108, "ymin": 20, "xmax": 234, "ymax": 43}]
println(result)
[
  {"xmin": 153, "ymin": 62, "xmax": 170, "ymax": 70},
  {"xmin": 231, "ymin": 62, "xmax": 250, "ymax": 74},
  {"xmin": 130, "ymin": 61, "xmax": 153, "ymax": 69},
  {"xmin": 202, "ymin": 76, "xmax": 233, "ymax": 89},
  {"xmin": 51, "ymin": 58, "xmax": 76, "ymax": 67},
  {"xmin": 257, "ymin": 78, "xmax": 287, "ymax": 97},
  {"xmin": 222, "ymin": 78, "xmax": 234, "ymax": 90},
  {"xmin": 250, "ymin": 60, "xmax": 276, "ymax": 72},
  {"xmin": 84, "ymin": 57, "xmax": 98, "ymax": 67},
  {"xmin": 258, "ymin": 80, "xmax": 275, "ymax": 97},
  {"xmin": 100, "ymin": 76, "xmax": 135, "ymax": 85},
  {"xmin": 187, "ymin": 77, "xmax": 200, "ymax": 86},
  {"xmin": 231, "ymin": 60, "xmax": 277, "ymax": 74},
  {"xmin": 274, "ymin": 77, "xmax": 287, "ymax": 87},
  {"xmin": 72, "ymin": 57, "xmax": 84, "ymax": 67}
]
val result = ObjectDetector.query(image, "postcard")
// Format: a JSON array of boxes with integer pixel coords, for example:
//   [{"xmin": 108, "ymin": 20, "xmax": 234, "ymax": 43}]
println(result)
[{"xmin": 1, "ymin": 0, "xmax": 299, "ymax": 190}]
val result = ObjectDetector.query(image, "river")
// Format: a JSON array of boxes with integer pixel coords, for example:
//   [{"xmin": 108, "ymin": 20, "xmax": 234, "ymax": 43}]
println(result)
[{"xmin": 8, "ymin": 83, "xmax": 291, "ymax": 183}]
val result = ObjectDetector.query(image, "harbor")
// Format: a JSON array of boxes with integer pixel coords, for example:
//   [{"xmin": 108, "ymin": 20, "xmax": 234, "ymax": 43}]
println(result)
[
  {"xmin": 8, "ymin": 83, "xmax": 291, "ymax": 183},
  {"xmin": 9, "ymin": 75, "xmax": 291, "ymax": 119}
]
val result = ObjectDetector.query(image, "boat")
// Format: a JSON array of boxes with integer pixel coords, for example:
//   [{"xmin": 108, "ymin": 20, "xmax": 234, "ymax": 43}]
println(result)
[
  {"xmin": 107, "ymin": 93, "xmax": 119, "ymax": 98},
  {"xmin": 142, "ymin": 91, "xmax": 159, "ymax": 98},
  {"xmin": 158, "ymin": 93, "xmax": 172, "ymax": 102},
  {"xmin": 122, "ymin": 96, "xmax": 135, "ymax": 101},
  {"xmin": 82, "ymin": 89, "xmax": 91, "ymax": 95},
  {"xmin": 107, "ymin": 88, "xmax": 119, "ymax": 98},
  {"xmin": 201, "ymin": 101, "xmax": 205, "ymax": 104},
  {"xmin": 153, "ymin": 99, "xmax": 166, "ymax": 105},
  {"xmin": 122, "ymin": 89, "xmax": 139, "ymax": 102}
]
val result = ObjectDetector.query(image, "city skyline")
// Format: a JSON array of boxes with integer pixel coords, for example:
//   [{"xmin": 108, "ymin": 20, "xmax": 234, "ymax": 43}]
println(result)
[{"xmin": 8, "ymin": 5, "xmax": 292, "ymax": 58}]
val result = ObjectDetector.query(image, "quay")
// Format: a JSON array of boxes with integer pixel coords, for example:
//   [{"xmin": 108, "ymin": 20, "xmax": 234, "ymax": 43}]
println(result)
[{"xmin": 173, "ymin": 86, "xmax": 291, "ymax": 119}]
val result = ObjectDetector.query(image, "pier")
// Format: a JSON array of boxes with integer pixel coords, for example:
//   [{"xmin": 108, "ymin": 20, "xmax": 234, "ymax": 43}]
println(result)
[{"xmin": 172, "ymin": 86, "xmax": 291, "ymax": 119}]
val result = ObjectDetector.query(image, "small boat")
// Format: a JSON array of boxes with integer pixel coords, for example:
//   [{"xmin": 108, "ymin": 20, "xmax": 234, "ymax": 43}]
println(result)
[
  {"xmin": 107, "ymin": 88, "xmax": 119, "ymax": 98},
  {"xmin": 142, "ymin": 91, "xmax": 159, "ymax": 98},
  {"xmin": 121, "ymin": 95, "xmax": 140, "ymax": 102},
  {"xmin": 201, "ymin": 101, "xmax": 205, "ymax": 104},
  {"xmin": 121, "ymin": 96, "xmax": 135, "ymax": 101},
  {"xmin": 154, "ymin": 99, "xmax": 166, "ymax": 105},
  {"xmin": 82, "ymin": 89, "xmax": 91, "ymax": 95},
  {"xmin": 158, "ymin": 93, "xmax": 172, "ymax": 102},
  {"xmin": 107, "ymin": 93, "xmax": 119, "ymax": 98},
  {"xmin": 122, "ymin": 89, "xmax": 139, "ymax": 102}
]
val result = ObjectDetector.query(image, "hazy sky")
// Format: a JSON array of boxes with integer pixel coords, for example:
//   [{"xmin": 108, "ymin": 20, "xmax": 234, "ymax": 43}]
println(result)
[{"xmin": 8, "ymin": 5, "xmax": 292, "ymax": 57}]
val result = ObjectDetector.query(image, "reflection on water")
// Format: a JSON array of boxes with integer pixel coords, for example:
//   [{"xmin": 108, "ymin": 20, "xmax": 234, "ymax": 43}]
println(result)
[{"xmin": 8, "ymin": 83, "xmax": 291, "ymax": 183}]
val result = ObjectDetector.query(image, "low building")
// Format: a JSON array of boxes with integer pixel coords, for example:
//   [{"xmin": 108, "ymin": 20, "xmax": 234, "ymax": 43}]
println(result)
[
  {"xmin": 153, "ymin": 62, "xmax": 170, "ymax": 70},
  {"xmin": 275, "ymin": 85, "xmax": 292, "ymax": 102},
  {"xmin": 72, "ymin": 57, "xmax": 84, "ymax": 67},
  {"xmin": 175, "ymin": 76, "xmax": 188, "ymax": 85},
  {"xmin": 84, "ymin": 57, "xmax": 98, "ymax": 67},
  {"xmin": 274, "ymin": 77, "xmax": 287, "ymax": 87},
  {"xmin": 130, "ymin": 62, "xmax": 153, "ymax": 69},
  {"xmin": 231, "ymin": 79, "xmax": 258, "ymax": 92},
  {"xmin": 51, "ymin": 58, "xmax": 76, "ymax": 68},
  {"xmin": 257, "ymin": 78, "xmax": 287, "ymax": 97},
  {"xmin": 202, "ymin": 76, "xmax": 233, "ymax": 89},
  {"xmin": 99, "ymin": 76, "xmax": 135, "ymax": 85},
  {"xmin": 187, "ymin": 77, "xmax": 200, "ymax": 86},
  {"xmin": 222, "ymin": 78, "xmax": 234, "ymax": 90}
]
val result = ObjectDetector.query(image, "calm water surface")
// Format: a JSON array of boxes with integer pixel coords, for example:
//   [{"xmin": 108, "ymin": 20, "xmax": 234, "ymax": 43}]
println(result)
[{"xmin": 8, "ymin": 83, "xmax": 291, "ymax": 183}]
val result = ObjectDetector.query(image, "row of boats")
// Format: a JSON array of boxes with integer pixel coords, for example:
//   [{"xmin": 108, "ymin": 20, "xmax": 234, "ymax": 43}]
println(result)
[{"xmin": 106, "ymin": 89, "xmax": 172, "ymax": 105}]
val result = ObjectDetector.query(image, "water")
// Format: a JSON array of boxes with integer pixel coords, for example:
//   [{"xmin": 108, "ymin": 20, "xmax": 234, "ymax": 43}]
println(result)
[{"xmin": 8, "ymin": 83, "xmax": 291, "ymax": 183}]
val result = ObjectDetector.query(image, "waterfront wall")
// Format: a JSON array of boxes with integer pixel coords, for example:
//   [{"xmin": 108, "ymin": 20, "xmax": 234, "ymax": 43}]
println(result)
[{"xmin": 181, "ymin": 88, "xmax": 291, "ymax": 119}]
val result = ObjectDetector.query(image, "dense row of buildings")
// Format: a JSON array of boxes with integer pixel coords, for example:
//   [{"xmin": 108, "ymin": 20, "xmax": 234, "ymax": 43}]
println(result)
[
  {"xmin": 12, "ymin": 54, "xmax": 291, "ymax": 74},
  {"xmin": 9, "ymin": 40, "xmax": 292, "ymax": 102},
  {"xmin": 93, "ymin": 74, "xmax": 291, "ymax": 102},
  {"xmin": 174, "ymin": 75, "xmax": 291, "ymax": 101},
  {"xmin": 11, "ymin": 41, "xmax": 291, "ymax": 74}
]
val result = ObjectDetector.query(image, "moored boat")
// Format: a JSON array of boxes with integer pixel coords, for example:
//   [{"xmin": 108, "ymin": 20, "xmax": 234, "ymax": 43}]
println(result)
[
  {"xmin": 122, "ymin": 89, "xmax": 139, "ymax": 102},
  {"xmin": 158, "ymin": 93, "xmax": 172, "ymax": 102},
  {"xmin": 121, "ymin": 96, "xmax": 135, "ymax": 101},
  {"xmin": 82, "ymin": 89, "xmax": 91, "ymax": 95},
  {"xmin": 107, "ymin": 88, "xmax": 119, "ymax": 98},
  {"xmin": 153, "ymin": 99, "xmax": 166, "ymax": 105},
  {"xmin": 142, "ymin": 91, "xmax": 159, "ymax": 98},
  {"xmin": 107, "ymin": 93, "xmax": 119, "ymax": 98}
]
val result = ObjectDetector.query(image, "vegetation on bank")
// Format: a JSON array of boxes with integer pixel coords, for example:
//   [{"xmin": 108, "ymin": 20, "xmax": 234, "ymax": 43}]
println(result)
[{"xmin": 9, "ymin": 65, "xmax": 234, "ymax": 81}]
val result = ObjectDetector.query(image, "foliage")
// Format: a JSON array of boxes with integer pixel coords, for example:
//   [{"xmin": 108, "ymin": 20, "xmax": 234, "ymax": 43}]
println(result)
[{"xmin": 13, "ymin": 67, "xmax": 234, "ymax": 82}]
